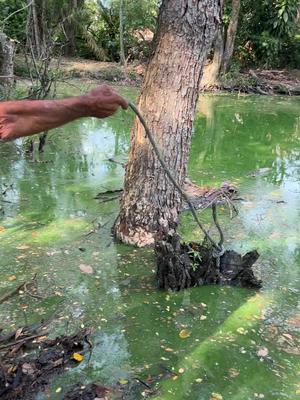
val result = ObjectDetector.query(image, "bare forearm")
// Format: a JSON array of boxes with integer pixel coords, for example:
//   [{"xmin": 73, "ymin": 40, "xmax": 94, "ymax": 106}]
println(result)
[
  {"xmin": 0, "ymin": 96, "xmax": 89, "ymax": 141},
  {"xmin": 0, "ymin": 84, "xmax": 128, "ymax": 142}
]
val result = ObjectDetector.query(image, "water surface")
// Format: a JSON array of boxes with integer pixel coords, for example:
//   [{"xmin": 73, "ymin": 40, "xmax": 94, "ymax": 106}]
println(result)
[{"xmin": 0, "ymin": 89, "xmax": 299, "ymax": 399}]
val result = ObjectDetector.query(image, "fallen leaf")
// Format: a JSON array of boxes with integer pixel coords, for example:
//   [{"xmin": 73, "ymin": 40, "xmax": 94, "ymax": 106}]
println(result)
[
  {"xmin": 178, "ymin": 368, "xmax": 185, "ymax": 374},
  {"xmin": 179, "ymin": 329, "xmax": 191, "ymax": 339},
  {"xmin": 210, "ymin": 393, "xmax": 223, "ymax": 400},
  {"xmin": 257, "ymin": 347, "xmax": 269, "ymax": 357},
  {"xmin": 79, "ymin": 264, "xmax": 94, "ymax": 274},
  {"xmin": 237, "ymin": 327, "xmax": 248, "ymax": 335},
  {"xmin": 16, "ymin": 245, "xmax": 30, "ymax": 250},
  {"xmin": 165, "ymin": 348, "xmax": 174, "ymax": 352},
  {"xmin": 15, "ymin": 328, "xmax": 23, "ymax": 339},
  {"xmin": 282, "ymin": 346, "xmax": 300, "ymax": 355},
  {"xmin": 55, "ymin": 387, "xmax": 62, "ymax": 393},
  {"xmin": 72, "ymin": 352, "xmax": 84, "ymax": 362},
  {"xmin": 119, "ymin": 379, "xmax": 128, "ymax": 385},
  {"xmin": 8, "ymin": 275, "xmax": 17, "ymax": 281},
  {"xmin": 22, "ymin": 363, "xmax": 35, "ymax": 375},
  {"xmin": 195, "ymin": 378, "xmax": 203, "ymax": 384},
  {"xmin": 200, "ymin": 315, "xmax": 207, "ymax": 321},
  {"xmin": 0, "ymin": 226, "xmax": 6, "ymax": 233},
  {"xmin": 228, "ymin": 368, "xmax": 240, "ymax": 378}
]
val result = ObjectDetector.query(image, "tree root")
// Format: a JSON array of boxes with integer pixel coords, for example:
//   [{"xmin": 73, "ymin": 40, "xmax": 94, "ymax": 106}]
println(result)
[{"xmin": 156, "ymin": 234, "xmax": 262, "ymax": 291}]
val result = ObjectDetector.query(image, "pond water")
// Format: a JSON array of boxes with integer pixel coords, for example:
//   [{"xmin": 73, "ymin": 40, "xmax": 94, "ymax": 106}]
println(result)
[{"xmin": 0, "ymin": 89, "xmax": 299, "ymax": 399}]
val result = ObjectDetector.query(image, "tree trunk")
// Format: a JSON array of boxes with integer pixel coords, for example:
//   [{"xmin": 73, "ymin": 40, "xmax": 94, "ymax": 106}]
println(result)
[
  {"xmin": 201, "ymin": 26, "xmax": 225, "ymax": 87},
  {"xmin": 115, "ymin": 0, "xmax": 222, "ymax": 247},
  {"xmin": 0, "ymin": 32, "xmax": 15, "ymax": 98},
  {"xmin": 31, "ymin": 0, "xmax": 42, "ymax": 57},
  {"xmin": 64, "ymin": 0, "xmax": 81, "ymax": 56},
  {"xmin": 220, "ymin": 0, "xmax": 240, "ymax": 74},
  {"xmin": 119, "ymin": 0, "xmax": 126, "ymax": 66}
]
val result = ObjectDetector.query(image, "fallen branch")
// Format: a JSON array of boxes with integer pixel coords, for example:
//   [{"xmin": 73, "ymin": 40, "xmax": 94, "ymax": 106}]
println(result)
[{"xmin": 0, "ymin": 282, "xmax": 26, "ymax": 305}]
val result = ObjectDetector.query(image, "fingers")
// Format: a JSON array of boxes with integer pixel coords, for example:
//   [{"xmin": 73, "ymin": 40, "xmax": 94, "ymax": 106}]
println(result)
[{"xmin": 117, "ymin": 95, "xmax": 129, "ymax": 110}]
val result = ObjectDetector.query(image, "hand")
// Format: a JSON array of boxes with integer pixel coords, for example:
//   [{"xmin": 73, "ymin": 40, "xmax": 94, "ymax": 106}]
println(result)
[{"xmin": 85, "ymin": 84, "xmax": 128, "ymax": 118}]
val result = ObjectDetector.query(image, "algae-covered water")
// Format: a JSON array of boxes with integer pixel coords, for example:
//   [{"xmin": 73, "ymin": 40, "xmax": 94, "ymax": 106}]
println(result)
[{"xmin": 0, "ymin": 88, "xmax": 299, "ymax": 399}]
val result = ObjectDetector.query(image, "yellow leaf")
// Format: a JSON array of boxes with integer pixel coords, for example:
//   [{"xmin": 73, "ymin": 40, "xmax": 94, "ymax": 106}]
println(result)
[
  {"xmin": 179, "ymin": 329, "xmax": 191, "ymax": 339},
  {"xmin": 296, "ymin": 389, "xmax": 300, "ymax": 395},
  {"xmin": 0, "ymin": 226, "xmax": 6, "ymax": 233},
  {"xmin": 8, "ymin": 275, "xmax": 17, "ymax": 281},
  {"xmin": 72, "ymin": 353, "xmax": 84, "ymax": 362},
  {"xmin": 119, "ymin": 379, "xmax": 128, "ymax": 385},
  {"xmin": 210, "ymin": 393, "xmax": 223, "ymax": 400}
]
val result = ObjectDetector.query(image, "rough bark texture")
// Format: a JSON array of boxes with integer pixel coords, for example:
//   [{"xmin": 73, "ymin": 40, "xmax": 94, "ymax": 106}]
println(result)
[
  {"xmin": 220, "ymin": 0, "xmax": 240, "ymax": 73},
  {"xmin": 201, "ymin": 26, "xmax": 224, "ymax": 87},
  {"xmin": 115, "ymin": 0, "xmax": 222, "ymax": 247},
  {"xmin": 156, "ymin": 235, "xmax": 262, "ymax": 291},
  {"xmin": 0, "ymin": 32, "xmax": 15, "ymax": 98}
]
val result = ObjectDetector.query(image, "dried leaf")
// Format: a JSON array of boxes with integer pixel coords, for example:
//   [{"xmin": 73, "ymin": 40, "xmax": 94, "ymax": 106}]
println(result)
[
  {"xmin": 79, "ymin": 264, "xmax": 94, "ymax": 274},
  {"xmin": 22, "ymin": 363, "xmax": 35, "ymax": 375},
  {"xmin": 16, "ymin": 245, "xmax": 30, "ymax": 250},
  {"xmin": 228, "ymin": 368, "xmax": 240, "ymax": 378},
  {"xmin": 179, "ymin": 329, "xmax": 191, "ymax": 339},
  {"xmin": 210, "ymin": 393, "xmax": 223, "ymax": 400},
  {"xmin": 257, "ymin": 347, "xmax": 269, "ymax": 357},
  {"xmin": 178, "ymin": 368, "xmax": 185, "ymax": 374},
  {"xmin": 8, "ymin": 275, "xmax": 17, "ymax": 281},
  {"xmin": 195, "ymin": 378, "xmax": 203, "ymax": 384},
  {"xmin": 15, "ymin": 328, "xmax": 23, "ymax": 339},
  {"xmin": 0, "ymin": 226, "xmax": 6, "ymax": 233}
]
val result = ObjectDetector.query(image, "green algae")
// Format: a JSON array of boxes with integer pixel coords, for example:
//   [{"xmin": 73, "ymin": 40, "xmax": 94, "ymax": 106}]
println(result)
[{"xmin": 0, "ymin": 90, "xmax": 299, "ymax": 399}]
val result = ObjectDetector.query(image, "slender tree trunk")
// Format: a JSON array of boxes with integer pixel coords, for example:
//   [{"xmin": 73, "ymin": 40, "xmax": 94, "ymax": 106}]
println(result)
[
  {"xmin": 31, "ymin": 0, "xmax": 42, "ymax": 57},
  {"xmin": 0, "ymin": 32, "xmax": 15, "ymax": 98},
  {"xmin": 119, "ymin": 0, "xmax": 126, "ymax": 66},
  {"xmin": 64, "ymin": 0, "xmax": 80, "ymax": 56},
  {"xmin": 201, "ymin": 26, "xmax": 225, "ymax": 87},
  {"xmin": 220, "ymin": 0, "xmax": 240, "ymax": 73},
  {"xmin": 115, "ymin": 0, "xmax": 222, "ymax": 247}
]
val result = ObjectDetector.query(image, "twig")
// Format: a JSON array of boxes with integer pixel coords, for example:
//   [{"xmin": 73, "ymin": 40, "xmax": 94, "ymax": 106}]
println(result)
[
  {"xmin": 0, "ymin": 1, "xmax": 33, "ymax": 28},
  {"xmin": 0, "ymin": 282, "xmax": 26, "ymax": 304},
  {"xmin": 0, "ymin": 334, "xmax": 47, "ymax": 352}
]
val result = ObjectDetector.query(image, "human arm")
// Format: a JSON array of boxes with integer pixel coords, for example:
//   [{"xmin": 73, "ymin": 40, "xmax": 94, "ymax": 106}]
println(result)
[{"xmin": 0, "ymin": 84, "xmax": 128, "ymax": 141}]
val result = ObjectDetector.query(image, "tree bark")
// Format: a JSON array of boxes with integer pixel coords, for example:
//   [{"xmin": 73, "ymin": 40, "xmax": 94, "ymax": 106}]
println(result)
[
  {"xmin": 220, "ymin": 0, "xmax": 240, "ymax": 73},
  {"xmin": 0, "ymin": 32, "xmax": 15, "ymax": 98},
  {"xmin": 119, "ymin": 0, "xmax": 126, "ymax": 66},
  {"xmin": 201, "ymin": 26, "xmax": 225, "ymax": 87},
  {"xmin": 115, "ymin": 0, "xmax": 222, "ymax": 247}
]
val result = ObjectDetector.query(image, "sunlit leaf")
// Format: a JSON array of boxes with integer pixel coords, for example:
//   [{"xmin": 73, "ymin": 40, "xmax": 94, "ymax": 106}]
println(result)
[
  {"xmin": 119, "ymin": 379, "xmax": 128, "ymax": 385},
  {"xmin": 72, "ymin": 353, "xmax": 84, "ymax": 362}
]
